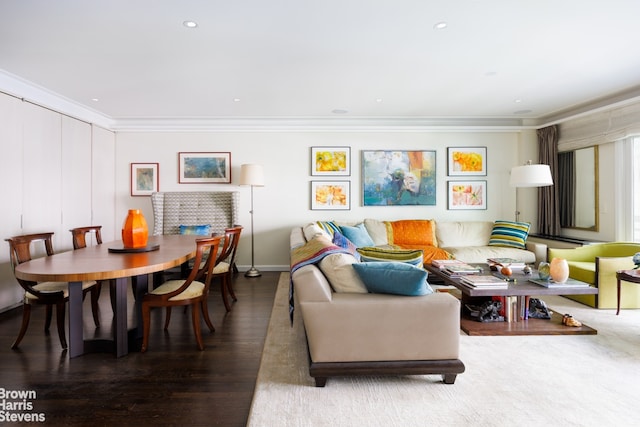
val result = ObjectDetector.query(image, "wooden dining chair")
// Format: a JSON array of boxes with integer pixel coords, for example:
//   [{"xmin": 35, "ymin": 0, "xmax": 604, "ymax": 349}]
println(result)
[
  {"xmin": 6, "ymin": 232, "xmax": 101, "ymax": 350},
  {"xmin": 70, "ymin": 225, "xmax": 117, "ymax": 311},
  {"xmin": 141, "ymin": 235, "xmax": 223, "ymax": 352},
  {"xmin": 212, "ymin": 226, "xmax": 243, "ymax": 312}
]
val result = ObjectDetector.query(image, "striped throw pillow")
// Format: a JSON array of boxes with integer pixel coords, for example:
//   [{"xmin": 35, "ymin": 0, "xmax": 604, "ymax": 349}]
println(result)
[
  {"xmin": 356, "ymin": 247, "xmax": 424, "ymax": 268},
  {"xmin": 488, "ymin": 220, "xmax": 530, "ymax": 249}
]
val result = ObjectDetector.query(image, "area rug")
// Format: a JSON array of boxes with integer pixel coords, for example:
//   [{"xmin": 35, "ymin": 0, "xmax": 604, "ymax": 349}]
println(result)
[{"xmin": 247, "ymin": 273, "xmax": 640, "ymax": 427}]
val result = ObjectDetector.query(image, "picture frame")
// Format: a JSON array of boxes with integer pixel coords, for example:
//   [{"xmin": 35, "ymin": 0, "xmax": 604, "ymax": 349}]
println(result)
[
  {"xmin": 178, "ymin": 152, "xmax": 231, "ymax": 184},
  {"xmin": 447, "ymin": 180, "xmax": 487, "ymax": 210},
  {"xmin": 361, "ymin": 150, "xmax": 436, "ymax": 206},
  {"xmin": 311, "ymin": 180, "xmax": 351, "ymax": 210},
  {"xmin": 447, "ymin": 146, "xmax": 487, "ymax": 176},
  {"xmin": 130, "ymin": 163, "xmax": 159, "ymax": 196},
  {"xmin": 311, "ymin": 146, "xmax": 351, "ymax": 176}
]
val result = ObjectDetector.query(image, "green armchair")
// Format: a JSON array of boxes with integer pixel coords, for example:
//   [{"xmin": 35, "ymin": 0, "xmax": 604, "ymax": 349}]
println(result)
[{"xmin": 547, "ymin": 242, "xmax": 640, "ymax": 309}]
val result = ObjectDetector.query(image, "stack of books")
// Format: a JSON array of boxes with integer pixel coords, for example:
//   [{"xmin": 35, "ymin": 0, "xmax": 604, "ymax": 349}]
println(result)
[
  {"xmin": 459, "ymin": 275, "xmax": 509, "ymax": 289},
  {"xmin": 486, "ymin": 257, "xmax": 526, "ymax": 270},
  {"xmin": 529, "ymin": 278, "xmax": 590, "ymax": 288},
  {"xmin": 438, "ymin": 262, "xmax": 483, "ymax": 277}
]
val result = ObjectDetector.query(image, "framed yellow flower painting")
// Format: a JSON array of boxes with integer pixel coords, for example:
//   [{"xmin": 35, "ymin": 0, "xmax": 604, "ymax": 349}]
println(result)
[
  {"xmin": 311, "ymin": 146, "xmax": 350, "ymax": 176},
  {"xmin": 447, "ymin": 146, "xmax": 487, "ymax": 176},
  {"xmin": 447, "ymin": 181, "xmax": 487, "ymax": 210},
  {"xmin": 311, "ymin": 181, "xmax": 350, "ymax": 210}
]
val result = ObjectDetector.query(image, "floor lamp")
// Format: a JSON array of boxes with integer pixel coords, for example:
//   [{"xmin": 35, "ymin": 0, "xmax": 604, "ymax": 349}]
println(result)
[
  {"xmin": 240, "ymin": 164, "xmax": 264, "ymax": 277},
  {"xmin": 509, "ymin": 161, "xmax": 553, "ymax": 222}
]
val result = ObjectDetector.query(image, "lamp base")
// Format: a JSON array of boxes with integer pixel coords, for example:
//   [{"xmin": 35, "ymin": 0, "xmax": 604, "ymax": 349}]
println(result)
[{"xmin": 245, "ymin": 267, "xmax": 262, "ymax": 278}]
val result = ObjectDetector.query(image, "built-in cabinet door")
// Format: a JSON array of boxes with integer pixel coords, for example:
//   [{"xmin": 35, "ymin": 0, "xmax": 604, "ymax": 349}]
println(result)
[
  {"xmin": 92, "ymin": 125, "xmax": 116, "ymax": 242},
  {"xmin": 21, "ymin": 102, "xmax": 63, "ymax": 251},
  {"xmin": 61, "ymin": 116, "xmax": 92, "ymax": 251},
  {"xmin": 0, "ymin": 94, "xmax": 25, "ymax": 308}
]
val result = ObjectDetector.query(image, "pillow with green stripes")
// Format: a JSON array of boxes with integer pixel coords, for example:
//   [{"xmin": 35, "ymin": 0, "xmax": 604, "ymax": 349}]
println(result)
[
  {"xmin": 488, "ymin": 220, "xmax": 530, "ymax": 249},
  {"xmin": 356, "ymin": 246, "xmax": 424, "ymax": 268}
]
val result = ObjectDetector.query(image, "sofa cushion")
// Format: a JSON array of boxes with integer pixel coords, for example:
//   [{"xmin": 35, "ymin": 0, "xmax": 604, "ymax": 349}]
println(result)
[
  {"xmin": 387, "ymin": 219, "xmax": 438, "ymax": 247},
  {"xmin": 363, "ymin": 218, "xmax": 389, "ymax": 245},
  {"xmin": 436, "ymin": 221, "xmax": 494, "ymax": 247},
  {"xmin": 566, "ymin": 261, "xmax": 596, "ymax": 284},
  {"xmin": 179, "ymin": 224, "xmax": 211, "ymax": 235},
  {"xmin": 352, "ymin": 262, "xmax": 433, "ymax": 296},
  {"xmin": 340, "ymin": 223, "xmax": 375, "ymax": 247},
  {"xmin": 318, "ymin": 253, "xmax": 367, "ymax": 293},
  {"xmin": 356, "ymin": 246, "xmax": 424, "ymax": 268},
  {"xmin": 316, "ymin": 220, "xmax": 341, "ymax": 237},
  {"xmin": 332, "ymin": 231, "xmax": 361, "ymax": 261},
  {"xmin": 303, "ymin": 223, "xmax": 329, "ymax": 241},
  {"xmin": 489, "ymin": 220, "xmax": 530, "ymax": 249}
]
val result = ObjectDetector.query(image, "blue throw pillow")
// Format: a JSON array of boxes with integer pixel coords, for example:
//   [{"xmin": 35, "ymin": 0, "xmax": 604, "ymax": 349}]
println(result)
[
  {"xmin": 352, "ymin": 262, "xmax": 433, "ymax": 296},
  {"xmin": 332, "ymin": 231, "xmax": 361, "ymax": 261},
  {"xmin": 179, "ymin": 224, "xmax": 211, "ymax": 236},
  {"xmin": 339, "ymin": 223, "xmax": 375, "ymax": 247}
]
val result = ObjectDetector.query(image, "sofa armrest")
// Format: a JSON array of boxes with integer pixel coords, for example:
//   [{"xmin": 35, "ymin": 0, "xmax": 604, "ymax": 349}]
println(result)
[
  {"xmin": 292, "ymin": 265, "xmax": 333, "ymax": 303},
  {"xmin": 595, "ymin": 256, "xmax": 636, "ymax": 308},
  {"xmin": 299, "ymin": 292, "xmax": 460, "ymax": 363},
  {"xmin": 526, "ymin": 241, "xmax": 547, "ymax": 265}
]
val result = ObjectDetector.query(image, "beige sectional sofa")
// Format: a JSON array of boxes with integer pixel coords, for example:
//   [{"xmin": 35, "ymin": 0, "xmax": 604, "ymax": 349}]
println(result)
[{"xmin": 290, "ymin": 226, "xmax": 465, "ymax": 387}]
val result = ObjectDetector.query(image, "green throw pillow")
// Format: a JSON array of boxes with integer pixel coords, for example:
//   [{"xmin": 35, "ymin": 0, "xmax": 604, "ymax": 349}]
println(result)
[
  {"xmin": 356, "ymin": 246, "xmax": 424, "ymax": 268},
  {"xmin": 352, "ymin": 262, "xmax": 433, "ymax": 296},
  {"xmin": 488, "ymin": 220, "xmax": 530, "ymax": 249},
  {"xmin": 179, "ymin": 224, "xmax": 211, "ymax": 236}
]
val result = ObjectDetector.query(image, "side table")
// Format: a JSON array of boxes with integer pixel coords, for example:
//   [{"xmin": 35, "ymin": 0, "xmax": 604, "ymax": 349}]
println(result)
[{"xmin": 616, "ymin": 269, "xmax": 640, "ymax": 315}]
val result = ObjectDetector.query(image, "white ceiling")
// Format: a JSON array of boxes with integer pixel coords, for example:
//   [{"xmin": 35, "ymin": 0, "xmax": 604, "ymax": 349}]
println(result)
[{"xmin": 2, "ymin": 0, "xmax": 640, "ymax": 128}]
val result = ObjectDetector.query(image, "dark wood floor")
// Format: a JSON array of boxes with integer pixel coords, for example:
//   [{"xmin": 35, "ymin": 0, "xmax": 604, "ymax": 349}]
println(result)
[{"xmin": 0, "ymin": 271, "xmax": 279, "ymax": 427}]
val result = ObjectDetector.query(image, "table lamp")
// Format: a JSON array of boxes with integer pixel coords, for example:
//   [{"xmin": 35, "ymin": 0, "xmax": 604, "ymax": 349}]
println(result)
[
  {"xmin": 509, "ymin": 161, "xmax": 553, "ymax": 222},
  {"xmin": 240, "ymin": 164, "xmax": 264, "ymax": 277}
]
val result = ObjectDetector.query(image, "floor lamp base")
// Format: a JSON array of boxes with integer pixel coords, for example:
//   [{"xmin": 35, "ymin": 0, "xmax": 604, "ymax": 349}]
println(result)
[{"xmin": 245, "ymin": 267, "xmax": 262, "ymax": 278}]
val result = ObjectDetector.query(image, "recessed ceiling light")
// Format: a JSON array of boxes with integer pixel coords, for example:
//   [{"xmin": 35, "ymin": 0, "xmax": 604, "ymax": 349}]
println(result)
[
  {"xmin": 183, "ymin": 20, "xmax": 198, "ymax": 28},
  {"xmin": 91, "ymin": 98, "xmax": 99, "ymax": 102},
  {"xmin": 233, "ymin": 98, "xmax": 241, "ymax": 102},
  {"xmin": 376, "ymin": 98, "xmax": 383, "ymax": 103},
  {"xmin": 515, "ymin": 99, "xmax": 522, "ymax": 103},
  {"xmin": 433, "ymin": 21, "xmax": 448, "ymax": 30},
  {"xmin": 332, "ymin": 108, "xmax": 349, "ymax": 114}
]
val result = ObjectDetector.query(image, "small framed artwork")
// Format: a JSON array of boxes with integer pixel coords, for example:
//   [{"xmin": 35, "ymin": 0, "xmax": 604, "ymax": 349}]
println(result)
[
  {"xmin": 130, "ymin": 163, "xmax": 159, "ymax": 196},
  {"xmin": 311, "ymin": 146, "xmax": 351, "ymax": 176},
  {"xmin": 447, "ymin": 181, "xmax": 487, "ymax": 210},
  {"xmin": 311, "ymin": 181, "xmax": 351, "ymax": 210},
  {"xmin": 447, "ymin": 147, "xmax": 487, "ymax": 176},
  {"xmin": 178, "ymin": 152, "xmax": 231, "ymax": 184},
  {"xmin": 362, "ymin": 150, "xmax": 436, "ymax": 206}
]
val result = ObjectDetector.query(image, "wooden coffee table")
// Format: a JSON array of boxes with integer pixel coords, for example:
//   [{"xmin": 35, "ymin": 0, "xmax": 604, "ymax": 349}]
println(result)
[{"xmin": 425, "ymin": 264, "xmax": 598, "ymax": 336}]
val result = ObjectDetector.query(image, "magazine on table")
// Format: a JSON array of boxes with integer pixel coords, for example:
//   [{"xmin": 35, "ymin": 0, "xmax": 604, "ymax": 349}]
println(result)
[
  {"xmin": 529, "ymin": 278, "xmax": 590, "ymax": 288},
  {"xmin": 460, "ymin": 275, "xmax": 509, "ymax": 288}
]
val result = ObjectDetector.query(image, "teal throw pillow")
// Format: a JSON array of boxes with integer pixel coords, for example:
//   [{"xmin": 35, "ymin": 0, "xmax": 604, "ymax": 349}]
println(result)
[
  {"xmin": 332, "ymin": 231, "xmax": 361, "ymax": 261},
  {"xmin": 179, "ymin": 224, "xmax": 211, "ymax": 236},
  {"xmin": 352, "ymin": 262, "xmax": 433, "ymax": 296},
  {"xmin": 488, "ymin": 220, "xmax": 530, "ymax": 249},
  {"xmin": 339, "ymin": 223, "xmax": 375, "ymax": 247}
]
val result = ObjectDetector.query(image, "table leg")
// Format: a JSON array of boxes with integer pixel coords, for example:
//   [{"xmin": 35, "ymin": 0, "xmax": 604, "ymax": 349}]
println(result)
[
  {"xmin": 133, "ymin": 274, "xmax": 149, "ymax": 339},
  {"xmin": 617, "ymin": 277, "xmax": 622, "ymax": 316},
  {"xmin": 114, "ymin": 277, "xmax": 129, "ymax": 357},
  {"xmin": 68, "ymin": 281, "xmax": 84, "ymax": 358}
]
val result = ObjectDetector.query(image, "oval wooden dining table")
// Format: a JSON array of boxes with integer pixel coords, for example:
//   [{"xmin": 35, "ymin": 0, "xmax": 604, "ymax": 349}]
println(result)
[{"xmin": 14, "ymin": 234, "xmax": 199, "ymax": 358}]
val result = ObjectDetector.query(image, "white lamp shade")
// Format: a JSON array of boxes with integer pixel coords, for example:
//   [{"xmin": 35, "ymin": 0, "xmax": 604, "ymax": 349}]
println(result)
[
  {"xmin": 510, "ymin": 164, "xmax": 553, "ymax": 187},
  {"xmin": 239, "ymin": 164, "xmax": 265, "ymax": 186}
]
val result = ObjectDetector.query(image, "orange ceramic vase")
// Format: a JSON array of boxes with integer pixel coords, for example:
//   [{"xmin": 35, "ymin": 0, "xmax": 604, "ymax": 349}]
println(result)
[
  {"xmin": 122, "ymin": 209, "xmax": 148, "ymax": 248},
  {"xmin": 549, "ymin": 258, "xmax": 569, "ymax": 283}
]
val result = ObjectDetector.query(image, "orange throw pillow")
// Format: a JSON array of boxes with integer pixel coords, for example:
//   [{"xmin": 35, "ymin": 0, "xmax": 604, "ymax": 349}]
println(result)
[{"xmin": 389, "ymin": 220, "xmax": 438, "ymax": 247}]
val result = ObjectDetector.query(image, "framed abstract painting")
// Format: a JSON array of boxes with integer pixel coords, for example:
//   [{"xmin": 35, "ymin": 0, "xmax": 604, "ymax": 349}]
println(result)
[
  {"xmin": 311, "ymin": 146, "xmax": 351, "ymax": 176},
  {"xmin": 362, "ymin": 150, "xmax": 436, "ymax": 206},
  {"xmin": 311, "ymin": 181, "xmax": 351, "ymax": 210},
  {"xmin": 130, "ymin": 163, "xmax": 159, "ymax": 196},
  {"xmin": 447, "ymin": 180, "xmax": 487, "ymax": 210},
  {"xmin": 178, "ymin": 152, "xmax": 231, "ymax": 184},
  {"xmin": 447, "ymin": 147, "xmax": 487, "ymax": 176}
]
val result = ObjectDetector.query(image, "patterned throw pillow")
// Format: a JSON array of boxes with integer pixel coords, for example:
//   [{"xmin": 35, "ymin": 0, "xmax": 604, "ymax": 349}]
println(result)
[
  {"xmin": 316, "ymin": 221, "xmax": 341, "ymax": 237},
  {"xmin": 352, "ymin": 262, "xmax": 433, "ymax": 296},
  {"xmin": 356, "ymin": 246, "xmax": 424, "ymax": 268},
  {"xmin": 488, "ymin": 220, "xmax": 530, "ymax": 249},
  {"xmin": 179, "ymin": 224, "xmax": 211, "ymax": 236}
]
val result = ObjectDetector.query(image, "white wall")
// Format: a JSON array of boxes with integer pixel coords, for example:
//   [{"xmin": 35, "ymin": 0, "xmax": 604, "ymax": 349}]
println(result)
[{"xmin": 115, "ymin": 131, "xmax": 527, "ymax": 270}]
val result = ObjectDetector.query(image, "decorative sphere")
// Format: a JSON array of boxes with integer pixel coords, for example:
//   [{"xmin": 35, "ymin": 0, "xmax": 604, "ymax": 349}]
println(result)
[
  {"xmin": 501, "ymin": 266, "xmax": 512, "ymax": 276},
  {"xmin": 538, "ymin": 262, "xmax": 551, "ymax": 281},
  {"xmin": 633, "ymin": 252, "xmax": 640, "ymax": 268}
]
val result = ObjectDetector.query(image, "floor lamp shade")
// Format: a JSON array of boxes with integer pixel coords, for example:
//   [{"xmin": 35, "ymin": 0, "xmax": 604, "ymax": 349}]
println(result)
[
  {"xmin": 240, "ymin": 164, "xmax": 265, "ymax": 187},
  {"xmin": 509, "ymin": 164, "xmax": 553, "ymax": 187},
  {"xmin": 240, "ymin": 164, "xmax": 264, "ymax": 277}
]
